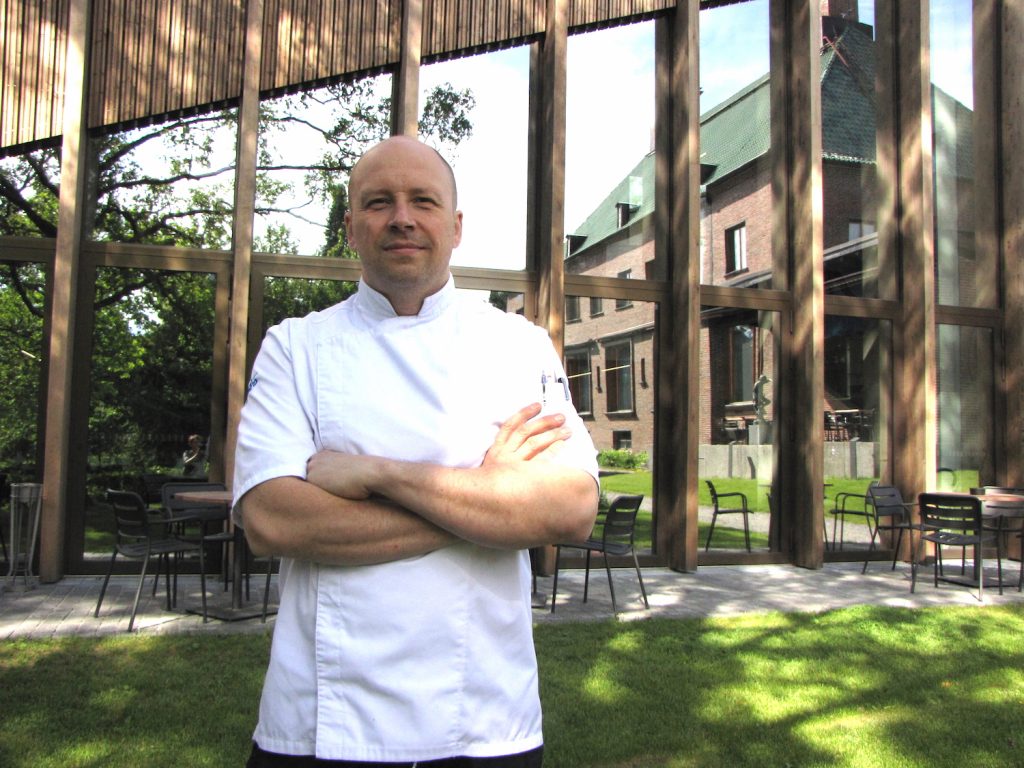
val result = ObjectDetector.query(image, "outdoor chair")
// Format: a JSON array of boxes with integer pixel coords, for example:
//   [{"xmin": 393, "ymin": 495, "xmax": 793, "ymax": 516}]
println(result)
[
  {"xmin": 703, "ymin": 480, "xmax": 751, "ymax": 552},
  {"xmin": 863, "ymin": 484, "xmax": 920, "ymax": 574},
  {"xmin": 828, "ymin": 491, "xmax": 872, "ymax": 551},
  {"xmin": 971, "ymin": 486, "xmax": 1024, "ymax": 595},
  {"xmin": 913, "ymin": 492, "xmax": 995, "ymax": 601},
  {"xmin": 95, "ymin": 489, "xmax": 204, "ymax": 631},
  {"xmin": 550, "ymin": 494, "xmax": 648, "ymax": 613}
]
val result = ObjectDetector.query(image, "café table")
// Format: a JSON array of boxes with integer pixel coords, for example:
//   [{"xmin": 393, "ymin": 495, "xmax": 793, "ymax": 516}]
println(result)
[{"xmin": 172, "ymin": 489, "xmax": 266, "ymax": 620}]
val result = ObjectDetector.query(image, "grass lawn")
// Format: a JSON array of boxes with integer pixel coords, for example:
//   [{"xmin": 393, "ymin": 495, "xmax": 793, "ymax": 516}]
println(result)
[{"xmin": 1, "ymin": 604, "xmax": 1022, "ymax": 767}]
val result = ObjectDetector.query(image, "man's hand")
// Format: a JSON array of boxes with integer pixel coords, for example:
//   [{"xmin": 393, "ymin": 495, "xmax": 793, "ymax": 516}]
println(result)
[
  {"xmin": 482, "ymin": 402, "xmax": 572, "ymax": 466},
  {"xmin": 307, "ymin": 402, "xmax": 573, "ymax": 500}
]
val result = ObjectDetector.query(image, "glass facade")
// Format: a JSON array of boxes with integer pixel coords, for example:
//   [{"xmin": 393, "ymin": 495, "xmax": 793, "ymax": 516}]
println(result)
[
  {"xmin": 2, "ymin": 2, "xmax": 1015, "ymax": 575},
  {"xmin": 699, "ymin": 0, "xmax": 774, "ymax": 290},
  {"xmin": 87, "ymin": 115, "xmax": 238, "ymax": 247},
  {"xmin": 698, "ymin": 305, "xmax": 779, "ymax": 552}
]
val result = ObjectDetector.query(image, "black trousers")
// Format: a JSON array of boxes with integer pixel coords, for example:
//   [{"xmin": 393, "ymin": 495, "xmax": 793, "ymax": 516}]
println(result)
[{"xmin": 246, "ymin": 743, "xmax": 544, "ymax": 768}]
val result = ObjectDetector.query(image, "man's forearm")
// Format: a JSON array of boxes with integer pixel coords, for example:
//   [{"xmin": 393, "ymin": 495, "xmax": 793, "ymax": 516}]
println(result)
[
  {"xmin": 315, "ymin": 454, "xmax": 599, "ymax": 549},
  {"xmin": 238, "ymin": 476, "xmax": 457, "ymax": 565}
]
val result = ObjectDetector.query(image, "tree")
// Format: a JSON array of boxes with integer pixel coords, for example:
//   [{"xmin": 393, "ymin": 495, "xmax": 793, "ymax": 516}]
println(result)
[{"xmin": 0, "ymin": 81, "xmax": 475, "ymax": 485}]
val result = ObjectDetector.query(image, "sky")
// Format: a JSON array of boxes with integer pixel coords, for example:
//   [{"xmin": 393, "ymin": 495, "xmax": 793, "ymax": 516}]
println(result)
[{"xmin": 252, "ymin": 0, "xmax": 972, "ymax": 267}]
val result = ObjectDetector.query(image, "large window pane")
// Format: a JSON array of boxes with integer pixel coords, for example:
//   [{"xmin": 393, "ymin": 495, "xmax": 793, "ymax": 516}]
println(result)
[
  {"xmin": 931, "ymin": 0, "xmax": 983, "ymax": 307},
  {"xmin": 421, "ymin": 48, "xmax": 529, "ymax": 270},
  {"xmin": 88, "ymin": 112, "xmax": 238, "ymax": 247},
  {"xmin": 255, "ymin": 75, "xmax": 393, "ymax": 257},
  {"xmin": 699, "ymin": 0, "xmax": 774, "ymax": 289},
  {"xmin": 565, "ymin": 22, "xmax": 657, "ymax": 280},
  {"xmin": 937, "ymin": 325, "xmax": 993, "ymax": 491},
  {"xmin": 0, "ymin": 261, "xmax": 46, "ymax": 482},
  {"xmin": 0, "ymin": 148, "xmax": 61, "ymax": 238},
  {"xmin": 820, "ymin": 4, "xmax": 890, "ymax": 298},
  {"xmin": 823, "ymin": 316, "xmax": 892, "ymax": 553},
  {"xmin": 84, "ymin": 268, "xmax": 219, "ymax": 556},
  {"xmin": 566, "ymin": 294, "xmax": 657, "ymax": 556},
  {"xmin": 699, "ymin": 305, "xmax": 779, "ymax": 552}
]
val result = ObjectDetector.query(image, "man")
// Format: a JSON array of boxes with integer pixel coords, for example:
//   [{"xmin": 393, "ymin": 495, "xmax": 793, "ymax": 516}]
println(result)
[{"xmin": 233, "ymin": 135, "xmax": 599, "ymax": 767}]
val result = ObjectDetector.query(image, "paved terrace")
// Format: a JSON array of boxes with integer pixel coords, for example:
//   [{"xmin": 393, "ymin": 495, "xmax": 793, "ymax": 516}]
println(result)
[{"xmin": 2, "ymin": 559, "xmax": 1022, "ymax": 638}]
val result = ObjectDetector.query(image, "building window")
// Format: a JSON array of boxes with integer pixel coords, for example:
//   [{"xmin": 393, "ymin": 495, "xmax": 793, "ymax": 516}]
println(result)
[
  {"xmin": 616, "ymin": 202, "xmax": 638, "ymax": 228},
  {"xmin": 589, "ymin": 296, "xmax": 603, "ymax": 317},
  {"xmin": 566, "ymin": 294, "xmax": 580, "ymax": 323},
  {"xmin": 730, "ymin": 325, "xmax": 754, "ymax": 402},
  {"xmin": 605, "ymin": 341, "xmax": 634, "ymax": 413},
  {"xmin": 615, "ymin": 271, "xmax": 632, "ymax": 310},
  {"xmin": 565, "ymin": 349, "xmax": 592, "ymax": 416},
  {"xmin": 725, "ymin": 223, "xmax": 748, "ymax": 274},
  {"xmin": 848, "ymin": 220, "xmax": 876, "ymax": 240},
  {"xmin": 612, "ymin": 430, "xmax": 632, "ymax": 450}
]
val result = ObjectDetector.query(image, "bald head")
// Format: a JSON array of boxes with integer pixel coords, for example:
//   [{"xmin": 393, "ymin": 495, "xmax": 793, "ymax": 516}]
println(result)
[{"xmin": 349, "ymin": 136, "xmax": 458, "ymax": 209}]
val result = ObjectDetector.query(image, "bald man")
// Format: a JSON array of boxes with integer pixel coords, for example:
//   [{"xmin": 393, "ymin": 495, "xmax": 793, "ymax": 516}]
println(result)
[{"xmin": 233, "ymin": 136, "xmax": 599, "ymax": 767}]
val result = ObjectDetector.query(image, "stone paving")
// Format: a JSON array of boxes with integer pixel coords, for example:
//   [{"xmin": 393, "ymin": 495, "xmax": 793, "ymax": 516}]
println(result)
[{"xmin": 2, "ymin": 556, "xmax": 1022, "ymax": 638}]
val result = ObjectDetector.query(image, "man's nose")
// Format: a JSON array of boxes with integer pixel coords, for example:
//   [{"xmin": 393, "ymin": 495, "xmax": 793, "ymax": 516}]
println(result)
[{"xmin": 388, "ymin": 200, "xmax": 415, "ymax": 229}]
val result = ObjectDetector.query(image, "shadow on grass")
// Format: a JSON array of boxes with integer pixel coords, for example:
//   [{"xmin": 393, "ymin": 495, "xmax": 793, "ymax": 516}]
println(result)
[
  {"xmin": 536, "ymin": 604, "xmax": 1024, "ymax": 768},
  {"xmin": 0, "ymin": 634, "xmax": 270, "ymax": 768}
]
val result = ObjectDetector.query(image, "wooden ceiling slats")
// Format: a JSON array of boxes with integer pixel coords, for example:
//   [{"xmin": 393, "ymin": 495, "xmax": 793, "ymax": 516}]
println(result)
[{"xmin": 3, "ymin": 0, "xmax": 685, "ymax": 151}]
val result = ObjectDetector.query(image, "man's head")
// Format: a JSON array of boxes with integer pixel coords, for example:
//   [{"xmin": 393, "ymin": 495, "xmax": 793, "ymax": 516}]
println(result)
[{"xmin": 345, "ymin": 136, "xmax": 462, "ymax": 316}]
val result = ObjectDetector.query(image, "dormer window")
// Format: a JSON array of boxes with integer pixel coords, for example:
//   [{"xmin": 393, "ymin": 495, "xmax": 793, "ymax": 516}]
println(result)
[{"xmin": 616, "ymin": 202, "xmax": 638, "ymax": 228}]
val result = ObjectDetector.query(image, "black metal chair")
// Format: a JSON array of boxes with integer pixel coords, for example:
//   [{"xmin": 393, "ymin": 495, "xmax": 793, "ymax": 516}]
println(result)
[
  {"xmin": 704, "ymin": 480, "xmax": 751, "ymax": 552},
  {"xmin": 913, "ymin": 492, "xmax": 995, "ymax": 601},
  {"xmin": 971, "ymin": 487, "xmax": 1024, "ymax": 595},
  {"xmin": 551, "ymin": 494, "xmax": 649, "ymax": 613},
  {"xmin": 94, "ymin": 489, "xmax": 204, "ymax": 631},
  {"xmin": 828, "ymin": 491, "xmax": 872, "ymax": 552},
  {"xmin": 864, "ymin": 484, "xmax": 919, "ymax": 574}
]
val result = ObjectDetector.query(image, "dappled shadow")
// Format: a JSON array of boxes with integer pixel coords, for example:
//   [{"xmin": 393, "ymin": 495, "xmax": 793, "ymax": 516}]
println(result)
[
  {"xmin": 0, "ymin": 634, "xmax": 270, "ymax": 767},
  {"xmin": 536, "ymin": 604, "xmax": 1024, "ymax": 767}
]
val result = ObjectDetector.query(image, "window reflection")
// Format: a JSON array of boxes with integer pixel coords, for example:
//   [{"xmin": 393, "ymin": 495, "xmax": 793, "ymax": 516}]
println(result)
[
  {"xmin": 931, "ymin": 0, "xmax": 983, "ymax": 307},
  {"xmin": 565, "ymin": 22, "xmax": 657, "ymax": 279},
  {"xmin": 699, "ymin": 0, "xmax": 773, "ymax": 289},
  {"xmin": 699, "ymin": 305, "xmax": 778, "ymax": 552},
  {"xmin": 937, "ymin": 325, "xmax": 993, "ymax": 491}
]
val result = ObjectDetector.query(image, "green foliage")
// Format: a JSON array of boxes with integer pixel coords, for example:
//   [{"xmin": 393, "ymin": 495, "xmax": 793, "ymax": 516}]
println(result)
[
  {"xmin": 0, "ymin": 79, "xmax": 477, "ymax": 494},
  {"xmin": 598, "ymin": 449, "xmax": 649, "ymax": 470},
  {"xmin": 1, "ymin": 605, "xmax": 1022, "ymax": 766}
]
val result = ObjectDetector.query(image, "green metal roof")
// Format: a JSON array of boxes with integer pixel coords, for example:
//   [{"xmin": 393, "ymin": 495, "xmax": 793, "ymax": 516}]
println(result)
[{"xmin": 566, "ymin": 20, "xmax": 974, "ymax": 256}]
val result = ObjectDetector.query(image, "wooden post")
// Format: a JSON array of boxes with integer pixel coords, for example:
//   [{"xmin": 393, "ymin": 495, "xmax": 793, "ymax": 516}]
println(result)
[{"xmin": 39, "ymin": 0, "xmax": 91, "ymax": 582}]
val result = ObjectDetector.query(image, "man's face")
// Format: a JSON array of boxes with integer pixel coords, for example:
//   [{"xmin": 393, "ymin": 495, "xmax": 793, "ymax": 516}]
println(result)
[{"xmin": 345, "ymin": 138, "xmax": 462, "ymax": 315}]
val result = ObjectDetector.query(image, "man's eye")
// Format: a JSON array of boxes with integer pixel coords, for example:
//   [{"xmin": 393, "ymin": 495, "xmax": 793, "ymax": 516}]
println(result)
[{"xmin": 365, "ymin": 199, "xmax": 389, "ymax": 209}]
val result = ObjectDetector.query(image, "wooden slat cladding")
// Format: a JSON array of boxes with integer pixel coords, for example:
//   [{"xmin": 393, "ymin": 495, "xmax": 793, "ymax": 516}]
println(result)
[
  {"xmin": 87, "ymin": 0, "xmax": 246, "ymax": 130},
  {"xmin": 421, "ymin": 0, "xmax": 545, "ymax": 59},
  {"xmin": 568, "ymin": 0, "xmax": 673, "ymax": 30},
  {"xmin": 260, "ymin": 0, "xmax": 401, "ymax": 94},
  {"xmin": 0, "ymin": 0, "xmax": 69, "ymax": 148}
]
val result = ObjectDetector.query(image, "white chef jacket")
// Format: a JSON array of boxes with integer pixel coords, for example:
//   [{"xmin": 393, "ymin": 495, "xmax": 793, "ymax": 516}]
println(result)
[{"xmin": 233, "ymin": 276, "xmax": 598, "ymax": 762}]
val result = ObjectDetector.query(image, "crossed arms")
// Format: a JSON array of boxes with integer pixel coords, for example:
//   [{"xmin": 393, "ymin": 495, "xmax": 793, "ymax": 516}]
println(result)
[{"xmin": 238, "ymin": 403, "xmax": 599, "ymax": 566}]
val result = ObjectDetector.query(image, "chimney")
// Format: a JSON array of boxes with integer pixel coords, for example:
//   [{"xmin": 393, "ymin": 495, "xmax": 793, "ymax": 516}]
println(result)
[{"xmin": 819, "ymin": 0, "xmax": 858, "ymax": 22}]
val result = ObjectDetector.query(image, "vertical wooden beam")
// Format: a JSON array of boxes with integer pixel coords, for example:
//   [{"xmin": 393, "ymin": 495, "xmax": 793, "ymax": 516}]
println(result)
[
  {"xmin": 224, "ymin": 0, "xmax": 264, "ymax": 489},
  {"xmin": 526, "ymin": 0, "xmax": 566, "ymax": 575},
  {"xmin": 771, "ymin": 0, "xmax": 824, "ymax": 568},
  {"xmin": 532, "ymin": 0, "xmax": 567, "ymax": 340},
  {"xmin": 38, "ymin": 0, "xmax": 90, "ymax": 582},
  {"xmin": 656, "ymin": 2, "xmax": 700, "ymax": 572},
  {"xmin": 997, "ymin": 0, "xmax": 1023, "ymax": 487},
  {"xmin": 392, "ymin": 0, "xmax": 422, "ymax": 136},
  {"xmin": 892, "ymin": 0, "xmax": 936, "ymax": 499}
]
